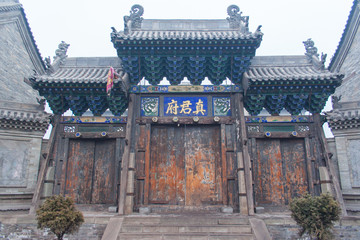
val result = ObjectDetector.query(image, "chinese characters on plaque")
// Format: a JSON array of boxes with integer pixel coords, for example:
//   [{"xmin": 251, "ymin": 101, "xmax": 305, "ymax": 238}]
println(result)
[
  {"xmin": 164, "ymin": 97, "xmax": 207, "ymax": 116},
  {"xmin": 140, "ymin": 97, "xmax": 231, "ymax": 117}
]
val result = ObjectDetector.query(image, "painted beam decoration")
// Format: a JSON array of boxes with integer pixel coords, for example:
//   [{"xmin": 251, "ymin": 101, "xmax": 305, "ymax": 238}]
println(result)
[{"xmin": 131, "ymin": 85, "xmax": 242, "ymax": 93}]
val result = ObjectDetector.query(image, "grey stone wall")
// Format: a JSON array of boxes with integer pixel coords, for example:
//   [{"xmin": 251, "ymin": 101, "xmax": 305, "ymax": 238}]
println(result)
[
  {"xmin": 0, "ymin": 129, "xmax": 43, "ymax": 198},
  {"xmin": 267, "ymin": 224, "xmax": 360, "ymax": 240},
  {"xmin": 331, "ymin": 129, "xmax": 360, "ymax": 193},
  {"xmin": 0, "ymin": 11, "xmax": 41, "ymax": 105},
  {"xmin": 334, "ymin": 18, "xmax": 360, "ymax": 102},
  {"xmin": 327, "ymin": 138, "xmax": 340, "ymax": 185},
  {"xmin": 0, "ymin": 223, "xmax": 107, "ymax": 240},
  {"xmin": 0, "ymin": 214, "xmax": 109, "ymax": 240},
  {"xmin": 265, "ymin": 216, "xmax": 360, "ymax": 240}
]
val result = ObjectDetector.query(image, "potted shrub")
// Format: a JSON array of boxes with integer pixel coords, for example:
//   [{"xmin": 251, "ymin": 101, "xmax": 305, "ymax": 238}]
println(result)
[
  {"xmin": 36, "ymin": 195, "xmax": 84, "ymax": 240},
  {"xmin": 289, "ymin": 193, "xmax": 341, "ymax": 240}
]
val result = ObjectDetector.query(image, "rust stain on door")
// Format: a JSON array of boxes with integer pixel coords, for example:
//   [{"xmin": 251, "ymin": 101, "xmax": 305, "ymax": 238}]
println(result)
[
  {"xmin": 185, "ymin": 126, "xmax": 221, "ymax": 206},
  {"xmin": 149, "ymin": 126, "xmax": 185, "ymax": 204},
  {"xmin": 64, "ymin": 139, "xmax": 117, "ymax": 204},
  {"xmin": 92, "ymin": 139, "xmax": 116, "ymax": 204},
  {"xmin": 65, "ymin": 140, "xmax": 94, "ymax": 204},
  {"xmin": 254, "ymin": 139, "xmax": 308, "ymax": 207},
  {"xmin": 149, "ymin": 125, "xmax": 222, "ymax": 206}
]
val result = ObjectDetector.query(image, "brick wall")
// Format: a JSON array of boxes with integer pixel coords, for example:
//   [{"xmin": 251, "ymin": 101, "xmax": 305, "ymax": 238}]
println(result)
[
  {"xmin": 0, "ymin": 11, "xmax": 41, "ymax": 105},
  {"xmin": 0, "ymin": 214, "xmax": 111, "ymax": 240},
  {"xmin": 0, "ymin": 223, "xmax": 107, "ymax": 240}
]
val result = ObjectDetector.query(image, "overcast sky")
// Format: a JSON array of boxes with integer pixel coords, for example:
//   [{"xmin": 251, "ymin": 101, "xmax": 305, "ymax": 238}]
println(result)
[
  {"xmin": 21, "ymin": 0, "xmax": 352, "ymax": 61},
  {"xmin": 20, "ymin": 0, "xmax": 354, "ymax": 138}
]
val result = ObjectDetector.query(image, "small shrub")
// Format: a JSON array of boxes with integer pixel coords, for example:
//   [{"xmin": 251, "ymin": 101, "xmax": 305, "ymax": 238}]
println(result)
[
  {"xmin": 289, "ymin": 193, "xmax": 341, "ymax": 240},
  {"xmin": 36, "ymin": 195, "xmax": 84, "ymax": 240}
]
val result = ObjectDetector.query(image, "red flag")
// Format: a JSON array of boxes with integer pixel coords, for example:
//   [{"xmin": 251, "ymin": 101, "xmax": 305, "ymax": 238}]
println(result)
[{"xmin": 106, "ymin": 67, "xmax": 116, "ymax": 96}]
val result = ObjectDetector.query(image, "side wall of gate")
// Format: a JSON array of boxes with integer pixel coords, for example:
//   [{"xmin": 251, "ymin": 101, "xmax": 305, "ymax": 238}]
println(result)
[
  {"xmin": 48, "ymin": 119, "xmax": 126, "ymax": 209},
  {"xmin": 246, "ymin": 116, "xmax": 327, "ymax": 212}
]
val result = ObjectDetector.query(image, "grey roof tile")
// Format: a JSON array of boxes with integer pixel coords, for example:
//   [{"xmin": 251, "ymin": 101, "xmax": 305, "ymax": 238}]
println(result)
[
  {"xmin": 117, "ymin": 30, "xmax": 254, "ymax": 40},
  {"xmin": 0, "ymin": 101, "xmax": 51, "ymax": 131},
  {"xmin": 244, "ymin": 56, "xmax": 339, "ymax": 82},
  {"xmin": 36, "ymin": 57, "xmax": 124, "ymax": 84}
]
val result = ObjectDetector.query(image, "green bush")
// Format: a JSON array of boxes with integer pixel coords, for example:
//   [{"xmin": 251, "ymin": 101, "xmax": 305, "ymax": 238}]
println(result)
[
  {"xmin": 289, "ymin": 193, "xmax": 341, "ymax": 240},
  {"xmin": 36, "ymin": 195, "xmax": 84, "ymax": 240}
]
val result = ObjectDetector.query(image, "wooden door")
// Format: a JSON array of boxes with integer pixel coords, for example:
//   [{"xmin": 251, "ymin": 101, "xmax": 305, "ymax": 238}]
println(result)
[
  {"xmin": 148, "ymin": 125, "xmax": 222, "ymax": 206},
  {"xmin": 253, "ymin": 138, "xmax": 308, "ymax": 207},
  {"xmin": 149, "ymin": 126, "xmax": 185, "ymax": 205},
  {"xmin": 184, "ymin": 126, "xmax": 222, "ymax": 206},
  {"xmin": 64, "ymin": 139, "xmax": 117, "ymax": 204}
]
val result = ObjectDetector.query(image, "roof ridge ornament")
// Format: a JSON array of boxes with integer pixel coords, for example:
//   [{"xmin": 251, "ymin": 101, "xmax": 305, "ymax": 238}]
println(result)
[
  {"xmin": 53, "ymin": 41, "xmax": 70, "ymax": 64},
  {"xmin": 226, "ymin": 5, "xmax": 249, "ymax": 31},
  {"xmin": 124, "ymin": 4, "xmax": 144, "ymax": 34},
  {"xmin": 303, "ymin": 38, "xmax": 326, "ymax": 70},
  {"xmin": 44, "ymin": 41, "xmax": 70, "ymax": 74}
]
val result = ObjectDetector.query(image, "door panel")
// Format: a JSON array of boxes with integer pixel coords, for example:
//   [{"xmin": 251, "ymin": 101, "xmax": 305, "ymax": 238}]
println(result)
[
  {"xmin": 92, "ymin": 139, "xmax": 116, "ymax": 204},
  {"xmin": 255, "ymin": 139, "xmax": 283, "ymax": 205},
  {"xmin": 254, "ymin": 138, "xmax": 308, "ymax": 207},
  {"xmin": 185, "ymin": 126, "xmax": 221, "ymax": 206},
  {"xmin": 149, "ymin": 125, "xmax": 222, "ymax": 206},
  {"xmin": 149, "ymin": 126, "xmax": 185, "ymax": 204},
  {"xmin": 65, "ymin": 140, "xmax": 95, "ymax": 204},
  {"xmin": 281, "ymin": 139, "xmax": 308, "ymax": 204},
  {"xmin": 64, "ymin": 139, "xmax": 117, "ymax": 204}
]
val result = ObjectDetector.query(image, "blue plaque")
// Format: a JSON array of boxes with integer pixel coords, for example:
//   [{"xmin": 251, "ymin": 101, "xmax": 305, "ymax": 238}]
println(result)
[{"xmin": 164, "ymin": 97, "xmax": 208, "ymax": 116}]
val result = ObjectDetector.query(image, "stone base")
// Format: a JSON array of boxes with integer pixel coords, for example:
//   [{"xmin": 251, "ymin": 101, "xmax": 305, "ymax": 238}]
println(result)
[
  {"xmin": 139, "ymin": 207, "xmax": 151, "ymax": 214},
  {"xmin": 221, "ymin": 206, "xmax": 233, "ymax": 213},
  {"xmin": 255, "ymin": 207, "xmax": 265, "ymax": 214},
  {"xmin": 108, "ymin": 206, "xmax": 118, "ymax": 213}
]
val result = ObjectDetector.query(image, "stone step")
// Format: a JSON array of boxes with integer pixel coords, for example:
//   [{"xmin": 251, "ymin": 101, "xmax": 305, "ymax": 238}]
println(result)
[
  {"xmin": 123, "ymin": 216, "xmax": 250, "ymax": 226},
  {"xmin": 148, "ymin": 205, "xmax": 223, "ymax": 214},
  {"xmin": 118, "ymin": 233, "xmax": 254, "ymax": 240},
  {"xmin": 120, "ymin": 225, "xmax": 252, "ymax": 234},
  {"xmin": 118, "ymin": 214, "xmax": 255, "ymax": 240}
]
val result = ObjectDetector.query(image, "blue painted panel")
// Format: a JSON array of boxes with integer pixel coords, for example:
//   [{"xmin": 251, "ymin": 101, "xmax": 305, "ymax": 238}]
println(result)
[
  {"xmin": 213, "ymin": 97, "xmax": 231, "ymax": 116},
  {"xmin": 164, "ymin": 97, "xmax": 208, "ymax": 116},
  {"xmin": 141, "ymin": 97, "xmax": 159, "ymax": 116}
]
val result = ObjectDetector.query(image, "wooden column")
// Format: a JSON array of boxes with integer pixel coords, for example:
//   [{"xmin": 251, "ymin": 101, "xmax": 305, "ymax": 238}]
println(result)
[
  {"xmin": 221, "ymin": 124, "xmax": 228, "ymax": 205},
  {"xmin": 59, "ymin": 138, "xmax": 70, "ymax": 196},
  {"xmin": 304, "ymin": 137, "xmax": 314, "ymax": 194},
  {"xmin": 125, "ymin": 152, "xmax": 136, "ymax": 214},
  {"xmin": 144, "ymin": 123, "xmax": 151, "ymax": 205},
  {"xmin": 29, "ymin": 115, "xmax": 60, "ymax": 215},
  {"xmin": 237, "ymin": 152, "xmax": 248, "ymax": 214},
  {"xmin": 118, "ymin": 94, "xmax": 135, "ymax": 215},
  {"xmin": 313, "ymin": 113, "xmax": 347, "ymax": 216},
  {"xmin": 234, "ymin": 93, "xmax": 254, "ymax": 215}
]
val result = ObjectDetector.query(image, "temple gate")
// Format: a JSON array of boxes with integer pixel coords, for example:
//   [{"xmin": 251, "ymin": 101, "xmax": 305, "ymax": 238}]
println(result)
[
  {"xmin": 28, "ymin": 4, "xmax": 346, "ymax": 215},
  {"xmin": 132, "ymin": 90, "xmax": 241, "ymax": 211}
]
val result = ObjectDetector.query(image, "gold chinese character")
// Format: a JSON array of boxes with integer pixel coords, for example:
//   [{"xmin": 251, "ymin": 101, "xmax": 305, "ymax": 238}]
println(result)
[
  {"xmin": 166, "ymin": 99, "xmax": 179, "ymax": 115},
  {"xmin": 193, "ymin": 99, "xmax": 206, "ymax": 115},
  {"xmin": 180, "ymin": 100, "xmax": 192, "ymax": 114}
]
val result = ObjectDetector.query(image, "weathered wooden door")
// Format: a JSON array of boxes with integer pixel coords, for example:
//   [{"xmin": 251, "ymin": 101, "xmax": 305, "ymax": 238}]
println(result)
[
  {"xmin": 148, "ymin": 125, "xmax": 222, "ymax": 206},
  {"xmin": 253, "ymin": 138, "xmax": 308, "ymax": 207},
  {"xmin": 64, "ymin": 139, "xmax": 117, "ymax": 204}
]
